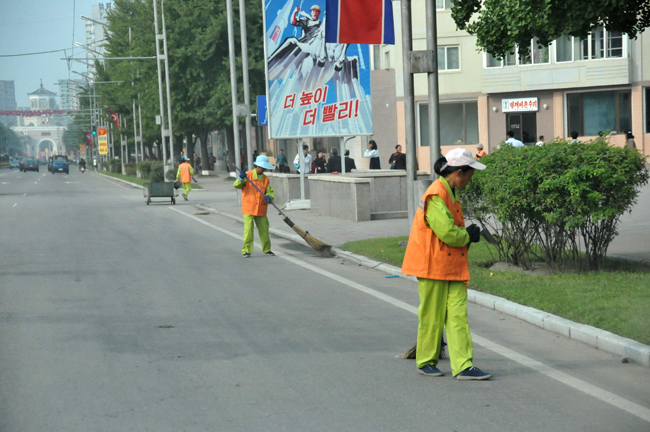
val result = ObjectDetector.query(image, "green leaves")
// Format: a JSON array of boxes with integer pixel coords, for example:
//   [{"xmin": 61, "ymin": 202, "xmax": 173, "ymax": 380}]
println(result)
[
  {"xmin": 452, "ymin": 0, "xmax": 650, "ymax": 58},
  {"xmin": 461, "ymin": 138, "xmax": 649, "ymax": 271}
]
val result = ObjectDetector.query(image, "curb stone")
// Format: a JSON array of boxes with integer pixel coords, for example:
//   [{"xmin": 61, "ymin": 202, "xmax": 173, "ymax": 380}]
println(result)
[
  {"xmin": 95, "ymin": 172, "xmax": 206, "ymax": 191},
  {"xmin": 196, "ymin": 203, "xmax": 650, "ymax": 368}
]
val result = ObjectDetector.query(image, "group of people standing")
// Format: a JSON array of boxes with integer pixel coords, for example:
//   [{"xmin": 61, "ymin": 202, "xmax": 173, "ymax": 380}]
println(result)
[{"xmin": 274, "ymin": 145, "xmax": 357, "ymax": 174}]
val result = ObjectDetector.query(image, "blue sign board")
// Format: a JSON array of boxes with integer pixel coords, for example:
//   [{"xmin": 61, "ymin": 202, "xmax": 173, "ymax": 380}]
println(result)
[{"xmin": 257, "ymin": 95, "xmax": 268, "ymax": 126}]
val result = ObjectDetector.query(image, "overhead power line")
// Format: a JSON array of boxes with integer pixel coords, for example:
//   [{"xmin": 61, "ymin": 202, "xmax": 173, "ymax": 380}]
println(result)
[{"xmin": 0, "ymin": 48, "xmax": 67, "ymax": 58}]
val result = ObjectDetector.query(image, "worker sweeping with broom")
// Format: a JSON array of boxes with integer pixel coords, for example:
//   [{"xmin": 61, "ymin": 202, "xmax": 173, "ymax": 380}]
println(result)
[
  {"xmin": 234, "ymin": 155, "xmax": 276, "ymax": 258},
  {"xmin": 401, "ymin": 148, "xmax": 492, "ymax": 380}
]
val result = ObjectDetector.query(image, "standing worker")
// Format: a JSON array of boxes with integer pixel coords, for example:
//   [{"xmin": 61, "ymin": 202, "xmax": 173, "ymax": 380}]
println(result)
[
  {"xmin": 475, "ymin": 143, "xmax": 486, "ymax": 161},
  {"xmin": 234, "ymin": 155, "xmax": 276, "ymax": 258},
  {"xmin": 401, "ymin": 148, "xmax": 492, "ymax": 380},
  {"xmin": 176, "ymin": 156, "xmax": 197, "ymax": 201}
]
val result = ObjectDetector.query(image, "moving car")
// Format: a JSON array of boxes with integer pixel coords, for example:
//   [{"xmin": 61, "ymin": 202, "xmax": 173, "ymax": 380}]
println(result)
[
  {"xmin": 22, "ymin": 158, "xmax": 39, "ymax": 172},
  {"xmin": 52, "ymin": 158, "xmax": 69, "ymax": 174},
  {"xmin": 10, "ymin": 159, "xmax": 20, "ymax": 169}
]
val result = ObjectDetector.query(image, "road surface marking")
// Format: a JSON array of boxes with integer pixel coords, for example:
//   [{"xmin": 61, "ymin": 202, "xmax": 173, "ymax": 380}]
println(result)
[
  {"xmin": 23, "ymin": 193, "xmax": 27, "ymax": 196},
  {"xmin": 13, "ymin": 203, "xmax": 17, "ymax": 207},
  {"xmin": 170, "ymin": 207, "xmax": 650, "ymax": 424},
  {"xmin": 93, "ymin": 173, "xmax": 129, "ymax": 189}
]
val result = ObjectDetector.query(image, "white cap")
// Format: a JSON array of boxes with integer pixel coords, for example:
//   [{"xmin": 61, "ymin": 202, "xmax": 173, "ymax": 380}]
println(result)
[{"xmin": 443, "ymin": 147, "xmax": 486, "ymax": 171}]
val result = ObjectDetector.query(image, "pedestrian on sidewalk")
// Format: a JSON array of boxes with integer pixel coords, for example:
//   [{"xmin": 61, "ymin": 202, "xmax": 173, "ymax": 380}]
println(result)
[
  {"xmin": 401, "ymin": 147, "xmax": 492, "ymax": 380},
  {"xmin": 233, "ymin": 155, "xmax": 276, "ymax": 258},
  {"xmin": 364, "ymin": 140, "xmax": 381, "ymax": 169},
  {"xmin": 344, "ymin": 150, "xmax": 356, "ymax": 172},
  {"xmin": 326, "ymin": 148, "xmax": 342, "ymax": 173},
  {"xmin": 294, "ymin": 144, "xmax": 313, "ymax": 174},
  {"xmin": 276, "ymin": 149, "xmax": 288, "ymax": 172},
  {"xmin": 176, "ymin": 156, "xmax": 197, "ymax": 201},
  {"xmin": 389, "ymin": 145, "xmax": 406, "ymax": 170},
  {"xmin": 314, "ymin": 151, "xmax": 327, "ymax": 173}
]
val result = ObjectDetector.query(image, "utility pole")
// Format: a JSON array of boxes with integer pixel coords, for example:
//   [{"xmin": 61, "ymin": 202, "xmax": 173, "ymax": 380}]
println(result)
[
  {"xmin": 239, "ymin": 0, "xmax": 254, "ymax": 170},
  {"xmin": 226, "ymin": 0, "xmax": 241, "ymax": 172},
  {"xmin": 401, "ymin": 0, "xmax": 417, "ymax": 224},
  {"xmin": 153, "ymin": 0, "xmax": 173, "ymax": 172}
]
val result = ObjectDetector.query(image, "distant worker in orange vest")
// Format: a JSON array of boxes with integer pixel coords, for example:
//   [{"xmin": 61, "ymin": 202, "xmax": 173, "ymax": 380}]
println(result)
[
  {"xmin": 176, "ymin": 156, "xmax": 197, "ymax": 201},
  {"xmin": 475, "ymin": 143, "xmax": 486, "ymax": 161},
  {"xmin": 401, "ymin": 148, "xmax": 492, "ymax": 380},
  {"xmin": 233, "ymin": 155, "xmax": 276, "ymax": 258}
]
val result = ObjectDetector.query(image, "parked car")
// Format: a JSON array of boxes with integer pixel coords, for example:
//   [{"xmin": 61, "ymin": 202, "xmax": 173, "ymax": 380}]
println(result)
[
  {"xmin": 51, "ymin": 158, "xmax": 69, "ymax": 174},
  {"xmin": 10, "ymin": 159, "xmax": 20, "ymax": 169},
  {"xmin": 22, "ymin": 158, "xmax": 39, "ymax": 172}
]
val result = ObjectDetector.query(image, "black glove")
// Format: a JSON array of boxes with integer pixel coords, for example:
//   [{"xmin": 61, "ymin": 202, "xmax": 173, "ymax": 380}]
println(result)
[{"xmin": 466, "ymin": 224, "xmax": 481, "ymax": 243}]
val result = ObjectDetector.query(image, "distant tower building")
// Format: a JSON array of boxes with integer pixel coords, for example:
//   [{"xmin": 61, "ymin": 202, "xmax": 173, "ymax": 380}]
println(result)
[
  {"xmin": 28, "ymin": 81, "xmax": 58, "ymax": 111},
  {"xmin": 0, "ymin": 80, "xmax": 17, "ymax": 126},
  {"xmin": 84, "ymin": 3, "xmax": 111, "ymax": 78},
  {"xmin": 57, "ymin": 79, "xmax": 80, "ymax": 111},
  {"xmin": 0, "ymin": 80, "xmax": 17, "ymax": 110}
]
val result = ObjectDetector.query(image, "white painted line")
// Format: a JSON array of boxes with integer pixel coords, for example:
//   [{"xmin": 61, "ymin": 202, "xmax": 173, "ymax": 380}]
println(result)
[
  {"xmin": 170, "ymin": 207, "xmax": 650, "ymax": 424},
  {"xmin": 23, "ymin": 193, "xmax": 27, "ymax": 196},
  {"xmin": 13, "ymin": 203, "xmax": 17, "ymax": 207},
  {"xmin": 93, "ymin": 173, "xmax": 129, "ymax": 189}
]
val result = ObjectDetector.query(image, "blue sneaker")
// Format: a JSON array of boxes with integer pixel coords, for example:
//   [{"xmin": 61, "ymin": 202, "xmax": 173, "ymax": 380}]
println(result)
[
  {"xmin": 456, "ymin": 366, "xmax": 492, "ymax": 380},
  {"xmin": 418, "ymin": 365, "xmax": 444, "ymax": 377}
]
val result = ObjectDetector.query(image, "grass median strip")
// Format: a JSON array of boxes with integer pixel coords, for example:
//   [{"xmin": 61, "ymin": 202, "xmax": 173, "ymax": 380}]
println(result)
[
  {"xmin": 98, "ymin": 171, "xmax": 202, "ymax": 189},
  {"xmin": 343, "ymin": 236, "xmax": 650, "ymax": 345}
]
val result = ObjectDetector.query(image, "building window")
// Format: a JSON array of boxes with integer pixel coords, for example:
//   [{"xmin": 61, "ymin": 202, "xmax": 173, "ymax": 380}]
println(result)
[
  {"xmin": 580, "ymin": 28, "xmax": 626, "ymax": 60},
  {"xmin": 437, "ymin": 46, "xmax": 460, "ymax": 71},
  {"xmin": 484, "ymin": 40, "xmax": 549, "ymax": 67},
  {"xmin": 646, "ymin": 88, "xmax": 650, "ymax": 134},
  {"xmin": 419, "ymin": 101, "xmax": 479, "ymax": 146},
  {"xmin": 436, "ymin": 0, "xmax": 453, "ymax": 10},
  {"xmin": 555, "ymin": 35, "xmax": 581, "ymax": 62},
  {"xmin": 372, "ymin": 45, "xmax": 381, "ymax": 70},
  {"xmin": 567, "ymin": 90, "xmax": 631, "ymax": 136}
]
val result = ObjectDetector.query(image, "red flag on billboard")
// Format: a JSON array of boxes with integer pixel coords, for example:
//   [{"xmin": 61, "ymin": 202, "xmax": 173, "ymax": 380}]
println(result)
[{"xmin": 109, "ymin": 111, "xmax": 120, "ymax": 130}]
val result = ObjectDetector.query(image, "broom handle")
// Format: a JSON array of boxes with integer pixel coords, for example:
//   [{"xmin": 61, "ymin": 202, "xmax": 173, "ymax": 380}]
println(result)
[{"xmin": 233, "ymin": 165, "xmax": 288, "ymax": 218}]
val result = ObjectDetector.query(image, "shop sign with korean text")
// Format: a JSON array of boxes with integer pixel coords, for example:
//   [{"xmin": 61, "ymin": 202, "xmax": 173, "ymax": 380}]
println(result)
[
  {"xmin": 502, "ymin": 98, "xmax": 539, "ymax": 112},
  {"xmin": 263, "ymin": 0, "xmax": 372, "ymax": 138},
  {"xmin": 98, "ymin": 128, "xmax": 108, "ymax": 155}
]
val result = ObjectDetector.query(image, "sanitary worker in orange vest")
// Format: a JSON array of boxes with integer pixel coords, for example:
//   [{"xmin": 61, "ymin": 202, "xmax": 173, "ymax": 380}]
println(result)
[
  {"xmin": 233, "ymin": 155, "xmax": 276, "ymax": 258},
  {"xmin": 176, "ymin": 156, "xmax": 197, "ymax": 201},
  {"xmin": 401, "ymin": 147, "xmax": 492, "ymax": 380}
]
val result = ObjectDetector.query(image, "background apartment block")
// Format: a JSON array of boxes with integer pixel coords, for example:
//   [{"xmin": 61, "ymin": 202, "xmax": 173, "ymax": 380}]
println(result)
[{"xmin": 368, "ymin": 0, "xmax": 650, "ymax": 171}]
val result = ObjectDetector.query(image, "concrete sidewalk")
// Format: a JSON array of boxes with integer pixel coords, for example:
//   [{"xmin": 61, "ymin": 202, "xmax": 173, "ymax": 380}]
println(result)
[{"xmin": 188, "ymin": 172, "xmax": 650, "ymax": 368}]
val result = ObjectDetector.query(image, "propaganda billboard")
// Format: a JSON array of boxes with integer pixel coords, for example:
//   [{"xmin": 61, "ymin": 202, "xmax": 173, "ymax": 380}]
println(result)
[
  {"xmin": 98, "ymin": 127, "xmax": 108, "ymax": 155},
  {"xmin": 263, "ymin": 0, "xmax": 373, "ymax": 138}
]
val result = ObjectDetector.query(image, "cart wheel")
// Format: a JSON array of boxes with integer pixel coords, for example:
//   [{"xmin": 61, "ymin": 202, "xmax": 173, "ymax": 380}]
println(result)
[
  {"xmin": 172, "ymin": 198, "xmax": 176, "ymax": 205},
  {"xmin": 146, "ymin": 198, "xmax": 150, "ymax": 205}
]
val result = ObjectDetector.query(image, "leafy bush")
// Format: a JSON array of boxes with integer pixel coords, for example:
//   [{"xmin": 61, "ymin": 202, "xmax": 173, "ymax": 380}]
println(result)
[
  {"xmin": 165, "ymin": 164, "xmax": 178, "ymax": 181},
  {"xmin": 106, "ymin": 159, "xmax": 122, "ymax": 173},
  {"xmin": 462, "ymin": 138, "xmax": 648, "ymax": 272},
  {"xmin": 136, "ymin": 161, "xmax": 153, "ymax": 178},
  {"xmin": 149, "ymin": 162, "xmax": 165, "ymax": 182},
  {"xmin": 124, "ymin": 163, "xmax": 136, "ymax": 177}
]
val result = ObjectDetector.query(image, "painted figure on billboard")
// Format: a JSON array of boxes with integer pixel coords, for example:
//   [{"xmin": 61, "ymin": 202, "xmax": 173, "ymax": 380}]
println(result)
[{"xmin": 264, "ymin": 0, "xmax": 372, "ymax": 138}]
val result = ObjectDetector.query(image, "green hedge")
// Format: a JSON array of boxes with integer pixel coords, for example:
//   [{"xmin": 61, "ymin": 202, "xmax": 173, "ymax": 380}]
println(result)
[
  {"xmin": 461, "ymin": 138, "xmax": 648, "ymax": 272},
  {"xmin": 106, "ymin": 159, "xmax": 122, "ymax": 173},
  {"xmin": 124, "ymin": 163, "xmax": 136, "ymax": 177}
]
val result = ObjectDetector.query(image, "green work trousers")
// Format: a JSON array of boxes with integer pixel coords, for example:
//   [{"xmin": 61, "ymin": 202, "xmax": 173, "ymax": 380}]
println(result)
[
  {"xmin": 416, "ymin": 278, "xmax": 473, "ymax": 376},
  {"xmin": 242, "ymin": 214, "xmax": 271, "ymax": 255},
  {"xmin": 182, "ymin": 182, "xmax": 192, "ymax": 197}
]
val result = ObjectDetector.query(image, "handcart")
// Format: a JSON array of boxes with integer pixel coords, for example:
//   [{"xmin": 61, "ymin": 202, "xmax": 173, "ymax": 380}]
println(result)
[{"xmin": 144, "ymin": 182, "xmax": 178, "ymax": 205}]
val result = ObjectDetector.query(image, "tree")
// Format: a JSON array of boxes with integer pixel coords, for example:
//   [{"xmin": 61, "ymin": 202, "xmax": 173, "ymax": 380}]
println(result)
[{"xmin": 452, "ymin": 0, "xmax": 650, "ymax": 58}]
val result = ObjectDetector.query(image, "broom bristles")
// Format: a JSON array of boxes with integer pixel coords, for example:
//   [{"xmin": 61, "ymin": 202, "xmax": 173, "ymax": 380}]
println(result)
[{"xmin": 283, "ymin": 217, "xmax": 332, "ymax": 253}]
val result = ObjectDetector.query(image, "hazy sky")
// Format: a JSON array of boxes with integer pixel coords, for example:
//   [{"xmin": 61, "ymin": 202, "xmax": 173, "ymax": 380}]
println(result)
[{"xmin": 0, "ymin": 0, "xmax": 99, "ymax": 107}]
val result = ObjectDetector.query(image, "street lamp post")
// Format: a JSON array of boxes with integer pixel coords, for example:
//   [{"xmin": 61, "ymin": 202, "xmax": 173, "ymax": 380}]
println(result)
[{"xmin": 152, "ymin": 0, "xmax": 174, "ymax": 173}]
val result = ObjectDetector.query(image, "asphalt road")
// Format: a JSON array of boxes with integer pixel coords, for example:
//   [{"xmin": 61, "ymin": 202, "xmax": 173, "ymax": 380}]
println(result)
[{"xmin": 1, "ymin": 168, "xmax": 649, "ymax": 432}]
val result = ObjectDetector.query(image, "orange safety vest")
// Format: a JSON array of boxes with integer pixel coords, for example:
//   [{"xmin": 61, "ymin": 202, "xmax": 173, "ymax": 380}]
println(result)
[
  {"xmin": 401, "ymin": 179, "xmax": 470, "ymax": 281},
  {"xmin": 476, "ymin": 150, "xmax": 486, "ymax": 160},
  {"xmin": 241, "ymin": 170, "xmax": 270, "ymax": 216},
  {"xmin": 179, "ymin": 162, "xmax": 192, "ymax": 183}
]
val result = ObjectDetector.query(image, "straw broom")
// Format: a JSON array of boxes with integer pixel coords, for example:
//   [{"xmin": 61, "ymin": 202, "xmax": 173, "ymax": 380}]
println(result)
[{"xmin": 234, "ymin": 166, "xmax": 332, "ymax": 255}]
